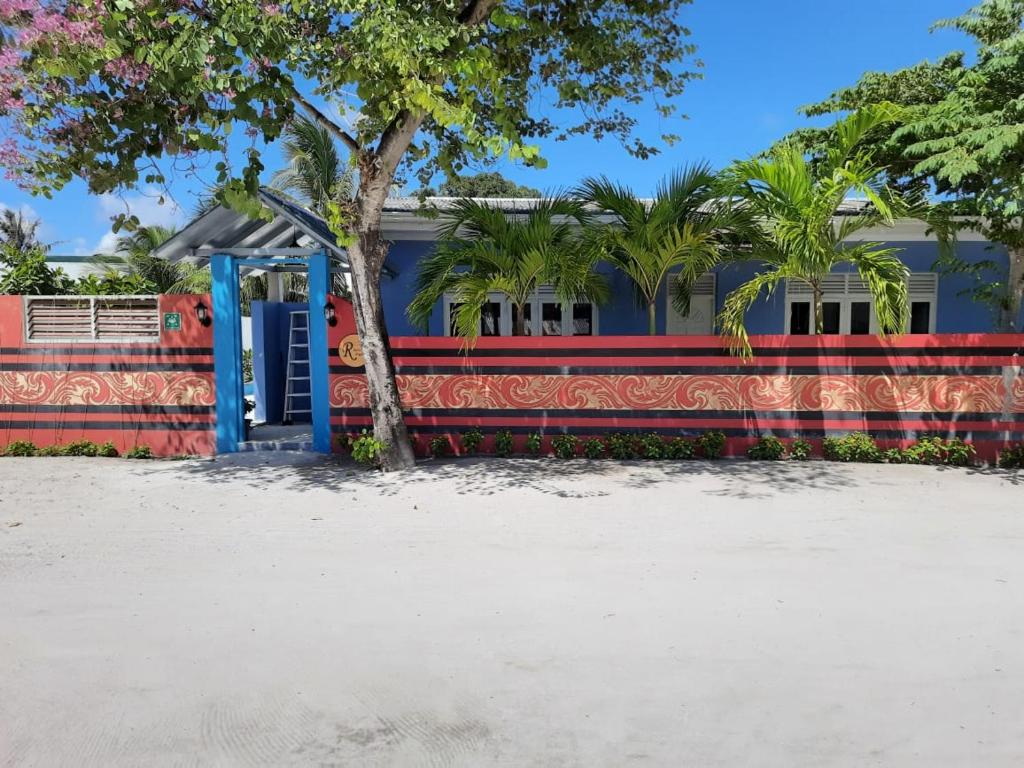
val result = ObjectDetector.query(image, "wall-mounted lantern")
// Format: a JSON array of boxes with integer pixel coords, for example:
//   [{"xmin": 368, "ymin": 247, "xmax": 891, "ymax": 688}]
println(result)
[
  {"xmin": 194, "ymin": 301, "xmax": 211, "ymax": 327},
  {"xmin": 323, "ymin": 301, "xmax": 337, "ymax": 327}
]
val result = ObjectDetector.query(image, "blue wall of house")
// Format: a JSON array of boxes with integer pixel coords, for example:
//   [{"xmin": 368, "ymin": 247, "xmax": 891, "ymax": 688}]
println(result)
[
  {"xmin": 251, "ymin": 300, "xmax": 311, "ymax": 423},
  {"xmin": 378, "ymin": 238, "xmax": 1011, "ymax": 337}
]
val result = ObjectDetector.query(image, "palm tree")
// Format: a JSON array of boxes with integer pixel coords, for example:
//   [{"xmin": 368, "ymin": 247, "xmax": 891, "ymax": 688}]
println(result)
[
  {"xmin": 408, "ymin": 197, "xmax": 608, "ymax": 340},
  {"xmin": 718, "ymin": 105, "xmax": 913, "ymax": 355},
  {"xmin": 578, "ymin": 164, "xmax": 753, "ymax": 335},
  {"xmin": 271, "ymin": 115, "xmax": 354, "ymax": 217},
  {"xmin": 0, "ymin": 209, "xmax": 45, "ymax": 253}
]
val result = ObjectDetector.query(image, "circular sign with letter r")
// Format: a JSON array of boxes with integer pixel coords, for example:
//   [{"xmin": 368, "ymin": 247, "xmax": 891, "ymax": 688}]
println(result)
[{"xmin": 338, "ymin": 334, "xmax": 364, "ymax": 367}]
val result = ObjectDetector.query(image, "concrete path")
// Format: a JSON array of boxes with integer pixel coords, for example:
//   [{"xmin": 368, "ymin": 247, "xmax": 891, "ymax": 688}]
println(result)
[{"xmin": 1, "ymin": 455, "xmax": 1022, "ymax": 766}]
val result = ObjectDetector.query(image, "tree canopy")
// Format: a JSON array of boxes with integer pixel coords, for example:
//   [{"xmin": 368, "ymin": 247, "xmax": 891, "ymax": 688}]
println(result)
[
  {"xmin": 0, "ymin": 0, "xmax": 701, "ymax": 469},
  {"xmin": 794, "ymin": 0, "xmax": 1024, "ymax": 330},
  {"xmin": 417, "ymin": 171, "xmax": 541, "ymax": 198}
]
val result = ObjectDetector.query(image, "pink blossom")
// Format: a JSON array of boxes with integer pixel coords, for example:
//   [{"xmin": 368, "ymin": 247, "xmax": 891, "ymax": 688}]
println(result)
[
  {"xmin": 262, "ymin": 3, "xmax": 280, "ymax": 16},
  {"xmin": 0, "ymin": 0, "xmax": 35, "ymax": 21},
  {"xmin": 223, "ymin": 87, "xmax": 236, "ymax": 99},
  {"xmin": 103, "ymin": 56, "xmax": 153, "ymax": 85}
]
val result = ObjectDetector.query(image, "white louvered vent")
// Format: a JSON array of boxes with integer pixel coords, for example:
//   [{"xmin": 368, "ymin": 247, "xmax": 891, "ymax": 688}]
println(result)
[
  {"xmin": 908, "ymin": 273, "xmax": 938, "ymax": 295},
  {"xmin": 94, "ymin": 297, "xmax": 160, "ymax": 340},
  {"xmin": 25, "ymin": 296, "xmax": 159, "ymax": 342},
  {"xmin": 787, "ymin": 272, "xmax": 937, "ymax": 297},
  {"xmin": 690, "ymin": 272, "xmax": 716, "ymax": 296}
]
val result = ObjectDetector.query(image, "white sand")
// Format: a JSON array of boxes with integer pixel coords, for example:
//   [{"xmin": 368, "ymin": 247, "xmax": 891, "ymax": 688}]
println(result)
[{"xmin": 1, "ymin": 454, "xmax": 1022, "ymax": 767}]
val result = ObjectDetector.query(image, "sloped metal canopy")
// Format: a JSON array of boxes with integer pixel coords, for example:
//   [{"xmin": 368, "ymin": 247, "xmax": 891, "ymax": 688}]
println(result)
[{"xmin": 150, "ymin": 188, "xmax": 398, "ymax": 276}]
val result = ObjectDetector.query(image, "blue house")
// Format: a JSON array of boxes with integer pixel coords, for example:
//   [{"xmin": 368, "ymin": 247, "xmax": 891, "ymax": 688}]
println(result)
[{"xmin": 376, "ymin": 197, "xmax": 1011, "ymax": 338}]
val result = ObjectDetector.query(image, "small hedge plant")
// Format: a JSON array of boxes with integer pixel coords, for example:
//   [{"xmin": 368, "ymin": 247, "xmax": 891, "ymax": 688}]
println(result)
[
  {"xmin": 884, "ymin": 436, "xmax": 975, "ymax": 466},
  {"xmin": 823, "ymin": 432, "xmax": 882, "ymax": 463},
  {"xmin": 637, "ymin": 433, "xmax": 665, "ymax": 460},
  {"xmin": 606, "ymin": 433, "xmax": 637, "ymax": 460},
  {"xmin": 525, "ymin": 432, "xmax": 543, "ymax": 456},
  {"xmin": 583, "ymin": 437, "xmax": 606, "ymax": 459},
  {"xmin": 665, "ymin": 437, "xmax": 695, "ymax": 460},
  {"xmin": 998, "ymin": 443, "xmax": 1024, "ymax": 469},
  {"xmin": 3, "ymin": 439, "xmax": 122, "ymax": 458},
  {"xmin": 790, "ymin": 439, "xmax": 812, "ymax": 461},
  {"xmin": 698, "ymin": 431, "xmax": 726, "ymax": 459},
  {"xmin": 349, "ymin": 430, "xmax": 384, "ymax": 466},
  {"xmin": 460, "ymin": 427, "xmax": 483, "ymax": 455},
  {"xmin": 748, "ymin": 435, "xmax": 785, "ymax": 461},
  {"xmin": 124, "ymin": 445, "xmax": 154, "ymax": 459},
  {"xmin": 551, "ymin": 434, "xmax": 579, "ymax": 459},
  {"xmin": 429, "ymin": 434, "xmax": 452, "ymax": 458},
  {"xmin": 494, "ymin": 429, "xmax": 514, "ymax": 457}
]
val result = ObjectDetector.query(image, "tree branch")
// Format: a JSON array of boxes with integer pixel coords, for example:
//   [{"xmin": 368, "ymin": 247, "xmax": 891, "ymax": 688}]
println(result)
[
  {"xmin": 290, "ymin": 88, "xmax": 361, "ymax": 154},
  {"xmin": 458, "ymin": 0, "xmax": 500, "ymax": 25}
]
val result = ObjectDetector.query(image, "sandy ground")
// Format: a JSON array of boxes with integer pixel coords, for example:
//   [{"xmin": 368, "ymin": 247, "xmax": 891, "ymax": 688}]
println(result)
[{"xmin": 1, "ymin": 455, "xmax": 1023, "ymax": 767}]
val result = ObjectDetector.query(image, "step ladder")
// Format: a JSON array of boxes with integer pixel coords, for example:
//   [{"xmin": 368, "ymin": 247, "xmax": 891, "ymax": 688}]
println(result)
[{"xmin": 282, "ymin": 310, "xmax": 312, "ymax": 424}]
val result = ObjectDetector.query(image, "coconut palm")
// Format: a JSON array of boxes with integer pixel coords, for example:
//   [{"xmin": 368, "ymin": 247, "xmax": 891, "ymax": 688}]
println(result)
[
  {"xmin": 578, "ymin": 164, "xmax": 754, "ymax": 335},
  {"xmin": 718, "ymin": 105, "xmax": 913, "ymax": 355},
  {"xmin": 408, "ymin": 197, "xmax": 609, "ymax": 340},
  {"xmin": 270, "ymin": 115, "xmax": 354, "ymax": 217},
  {"xmin": 0, "ymin": 209, "xmax": 45, "ymax": 253}
]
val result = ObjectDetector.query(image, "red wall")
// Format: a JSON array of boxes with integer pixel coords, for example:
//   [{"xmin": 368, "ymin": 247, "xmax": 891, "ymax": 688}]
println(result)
[
  {"xmin": 326, "ymin": 297, "xmax": 1024, "ymax": 461},
  {"xmin": 0, "ymin": 294, "xmax": 216, "ymax": 456}
]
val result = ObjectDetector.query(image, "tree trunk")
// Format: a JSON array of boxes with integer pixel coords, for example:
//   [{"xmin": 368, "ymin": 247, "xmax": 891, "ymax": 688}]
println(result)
[
  {"xmin": 811, "ymin": 282, "xmax": 823, "ymax": 335},
  {"xmin": 512, "ymin": 302, "xmax": 526, "ymax": 336},
  {"xmin": 647, "ymin": 301, "xmax": 657, "ymax": 335},
  {"xmin": 347, "ymin": 167, "xmax": 416, "ymax": 471},
  {"xmin": 998, "ymin": 246, "xmax": 1024, "ymax": 332}
]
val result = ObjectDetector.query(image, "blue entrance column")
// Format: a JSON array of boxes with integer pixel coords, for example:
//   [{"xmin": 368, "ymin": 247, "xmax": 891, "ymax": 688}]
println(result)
[
  {"xmin": 211, "ymin": 253, "xmax": 244, "ymax": 453},
  {"xmin": 306, "ymin": 249, "xmax": 332, "ymax": 453}
]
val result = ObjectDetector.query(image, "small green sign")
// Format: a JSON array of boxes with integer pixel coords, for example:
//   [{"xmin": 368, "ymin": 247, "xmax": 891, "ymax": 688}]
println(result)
[{"xmin": 163, "ymin": 312, "xmax": 182, "ymax": 331}]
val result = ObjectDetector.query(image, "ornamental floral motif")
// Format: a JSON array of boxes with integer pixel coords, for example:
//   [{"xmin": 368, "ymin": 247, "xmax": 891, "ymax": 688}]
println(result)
[
  {"xmin": 330, "ymin": 373, "xmax": 1024, "ymax": 413},
  {"xmin": 0, "ymin": 372, "xmax": 215, "ymax": 406}
]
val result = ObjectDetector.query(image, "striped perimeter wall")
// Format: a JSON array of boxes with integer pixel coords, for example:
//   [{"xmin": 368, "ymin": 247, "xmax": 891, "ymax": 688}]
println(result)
[
  {"xmin": 0, "ymin": 295, "xmax": 216, "ymax": 456},
  {"xmin": 326, "ymin": 298, "xmax": 1024, "ymax": 461}
]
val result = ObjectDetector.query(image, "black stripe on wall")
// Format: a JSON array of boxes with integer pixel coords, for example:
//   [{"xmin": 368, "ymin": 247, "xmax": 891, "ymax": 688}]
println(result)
[
  {"xmin": 328, "ymin": 423, "xmax": 1024, "ymax": 440},
  {"xmin": 329, "ymin": 406, "xmax": 1024, "ymax": 423},
  {"xmin": 0, "ymin": 346, "xmax": 214, "ymax": 356},
  {"xmin": 375, "ymin": 365, "xmax": 1013, "ymax": 376},
  {"xmin": 385, "ymin": 344, "xmax": 1024, "ymax": 359},
  {"xmin": 0, "ymin": 420, "xmax": 215, "ymax": 431},
  {"xmin": 0, "ymin": 404, "xmax": 215, "ymax": 415},
  {"xmin": 0, "ymin": 362, "xmax": 215, "ymax": 372}
]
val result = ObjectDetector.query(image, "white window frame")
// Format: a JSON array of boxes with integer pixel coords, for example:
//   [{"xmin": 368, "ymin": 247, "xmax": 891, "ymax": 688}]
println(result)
[
  {"xmin": 784, "ymin": 273, "xmax": 937, "ymax": 335},
  {"xmin": 23, "ymin": 295, "xmax": 161, "ymax": 344},
  {"xmin": 442, "ymin": 288, "xmax": 599, "ymax": 337}
]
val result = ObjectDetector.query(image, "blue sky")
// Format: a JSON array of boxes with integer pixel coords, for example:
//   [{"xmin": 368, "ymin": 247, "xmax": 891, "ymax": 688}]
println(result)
[{"xmin": 1, "ymin": 0, "xmax": 975, "ymax": 260}]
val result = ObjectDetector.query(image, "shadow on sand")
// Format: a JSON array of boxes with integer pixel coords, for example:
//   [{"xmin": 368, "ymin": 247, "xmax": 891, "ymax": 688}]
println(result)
[{"xmin": 138, "ymin": 452, "xmax": 944, "ymax": 500}]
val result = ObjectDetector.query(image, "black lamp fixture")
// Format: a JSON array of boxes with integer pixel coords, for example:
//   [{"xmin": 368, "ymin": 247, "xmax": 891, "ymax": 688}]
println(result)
[
  {"xmin": 194, "ymin": 300, "xmax": 211, "ymax": 327},
  {"xmin": 323, "ymin": 301, "xmax": 337, "ymax": 327}
]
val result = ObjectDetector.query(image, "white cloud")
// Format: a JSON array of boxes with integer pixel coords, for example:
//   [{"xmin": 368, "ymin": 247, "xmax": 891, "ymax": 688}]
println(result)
[
  {"xmin": 96, "ymin": 187, "xmax": 185, "ymax": 230},
  {"xmin": 92, "ymin": 231, "xmax": 120, "ymax": 255}
]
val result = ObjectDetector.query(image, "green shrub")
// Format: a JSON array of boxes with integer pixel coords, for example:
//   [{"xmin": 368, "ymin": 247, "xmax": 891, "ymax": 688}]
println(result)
[
  {"xmin": 822, "ymin": 432, "xmax": 881, "ymax": 463},
  {"xmin": 97, "ymin": 441, "xmax": 119, "ymax": 458},
  {"xmin": 790, "ymin": 439, "xmax": 812, "ymax": 461},
  {"xmin": 349, "ymin": 430, "xmax": 384, "ymax": 466},
  {"xmin": 551, "ymin": 434, "xmax": 579, "ymax": 459},
  {"xmin": 125, "ymin": 445, "xmax": 154, "ymax": 460},
  {"xmin": 37, "ymin": 444, "xmax": 64, "ymax": 457},
  {"xmin": 698, "ymin": 431, "xmax": 726, "ymax": 459},
  {"xmin": 883, "ymin": 437, "xmax": 976, "ymax": 467},
  {"xmin": 429, "ymin": 434, "xmax": 452, "ymax": 458},
  {"xmin": 998, "ymin": 443, "xmax": 1024, "ymax": 469},
  {"xmin": 665, "ymin": 437, "xmax": 695, "ymax": 460},
  {"xmin": 582, "ymin": 437, "xmax": 606, "ymax": 459},
  {"xmin": 495, "ymin": 429, "xmax": 514, "ymax": 458},
  {"xmin": 525, "ymin": 432, "xmax": 543, "ymax": 456},
  {"xmin": 61, "ymin": 439, "xmax": 99, "ymax": 457},
  {"xmin": 748, "ymin": 435, "xmax": 785, "ymax": 460},
  {"xmin": 460, "ymin": 427, "xmax": 483, "ymax": 455},
  {"xmin": 3, "ymin": 440, "xmax": 38, "ymax": 457},
  {"xmin": 607, "ymin": 433, "xmax": 638, "ymax": 460},
  {"xmin": 883, "ymin": 447, "xmax": 907, "ymax": 464},
  {"xmin": 638, "ymin": 432, "xmax": 665, "ymax": 460}
]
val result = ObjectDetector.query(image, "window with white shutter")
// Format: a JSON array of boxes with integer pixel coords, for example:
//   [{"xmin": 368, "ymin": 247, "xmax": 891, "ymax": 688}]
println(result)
[{"xmin": 24, "ymin": 296, "xmax": 160, "ymax": 343}]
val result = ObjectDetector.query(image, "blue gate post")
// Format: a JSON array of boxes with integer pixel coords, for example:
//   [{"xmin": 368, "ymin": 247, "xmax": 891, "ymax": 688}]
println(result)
[
  {"xmin": 211, "ymin": 253, "xmax": 243, "ymax": 453},
  {"xmin": 306, "ymin": 249, "xmax": 332, "ymax": 453}
]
